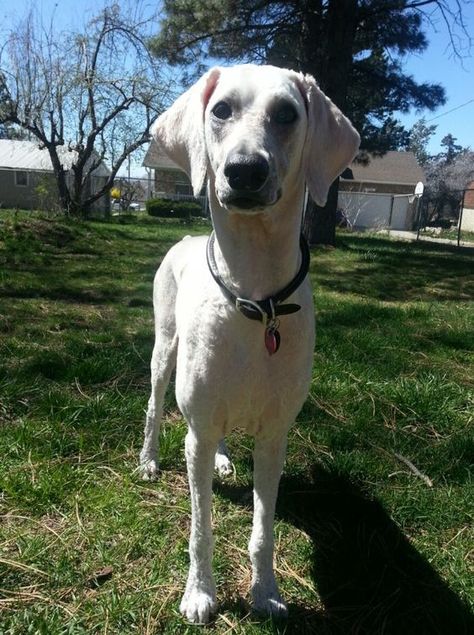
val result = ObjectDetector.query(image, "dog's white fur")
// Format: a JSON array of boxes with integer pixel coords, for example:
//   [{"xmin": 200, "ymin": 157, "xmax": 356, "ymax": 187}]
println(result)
[{"xmin": 140, "ymin": 64, "xmax": 359, "ymax": 623}]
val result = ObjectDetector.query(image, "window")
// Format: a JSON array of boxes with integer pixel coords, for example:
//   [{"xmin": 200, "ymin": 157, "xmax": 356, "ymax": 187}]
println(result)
[
  {"xmin": 175, "ymin": 182, "xmax": 192, "ymax": 196},
  {"xmin": 15, "ymin": 171, "xmax": 28, "ymax": 187}
]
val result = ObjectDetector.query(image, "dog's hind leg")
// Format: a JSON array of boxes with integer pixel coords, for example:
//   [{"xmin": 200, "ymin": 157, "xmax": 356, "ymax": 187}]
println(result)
[
  {"xmin": 140, "ymin": 261, "xmax": 178, "ymax": 481},
  {"xmin": 214, "ymin": 439, "xmax": 233, "ymax": 477}
]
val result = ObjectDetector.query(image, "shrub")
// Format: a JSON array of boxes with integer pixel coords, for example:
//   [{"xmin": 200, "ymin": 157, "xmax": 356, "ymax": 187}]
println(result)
[{"xmin": 146, "ymin": 198, "xmax": 202, "ymax": 219}]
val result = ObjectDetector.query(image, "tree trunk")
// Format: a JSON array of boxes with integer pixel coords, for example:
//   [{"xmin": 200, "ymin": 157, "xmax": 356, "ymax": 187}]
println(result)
[
  {"xmin": 303, "ymin": 179, "xmax": 339, "ymax": 246},
  {"xmin": 302, "ymin": 0, "xmax": 358, "ymax": 246},
  {"xmin": 48, "ymin": 147, "xmax": 73, "ymax": 214},
  {"xmin": 72, "ymin": 165, "xmax": 87, "ymax": 218}
]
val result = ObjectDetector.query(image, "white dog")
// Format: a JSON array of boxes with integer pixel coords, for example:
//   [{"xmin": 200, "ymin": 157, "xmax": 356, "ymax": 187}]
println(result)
[{"xmin": 140, "ymin": 64, "xmax": 359, "ymax": 623}]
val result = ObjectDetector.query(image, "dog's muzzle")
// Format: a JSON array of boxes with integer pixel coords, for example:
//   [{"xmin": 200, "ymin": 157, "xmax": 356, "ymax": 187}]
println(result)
[{"xmin": 222, "ymin": 153, "xmax": 271, "ymax": 209}]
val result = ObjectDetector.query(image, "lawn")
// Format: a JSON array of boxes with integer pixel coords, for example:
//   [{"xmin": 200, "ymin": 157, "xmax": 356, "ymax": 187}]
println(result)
[{"xmin": 0, "ymin": 211, "xmax": 473, "ymax": 634}]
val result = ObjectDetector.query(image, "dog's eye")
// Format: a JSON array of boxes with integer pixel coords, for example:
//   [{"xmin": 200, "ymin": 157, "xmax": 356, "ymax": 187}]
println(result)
[
  {"xmin": 212, "ymin": 101, "xmax": 232, "ymax": 120},
  {"xmin": 274, "ymin": 103, "xmax": 298, "ymax": 125}
]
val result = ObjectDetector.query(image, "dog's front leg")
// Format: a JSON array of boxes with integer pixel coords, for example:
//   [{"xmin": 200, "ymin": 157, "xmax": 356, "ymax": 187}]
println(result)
[
  {"xmin": 180, "ymin": 429, "xmax": 218, "ymax": 624},
  {"xmin": 249, "ymin": 433, "xmax": 289, "ymax": 617}
]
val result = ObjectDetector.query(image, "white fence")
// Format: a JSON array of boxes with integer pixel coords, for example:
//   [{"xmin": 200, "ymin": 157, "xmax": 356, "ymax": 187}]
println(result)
[
  {"xmin": 338, "ymin": 191, "xmax": 415, "ymax": 231},
  {"xmin": 460, "ymin": 207, "xmax": 474, "ymax": 232}
]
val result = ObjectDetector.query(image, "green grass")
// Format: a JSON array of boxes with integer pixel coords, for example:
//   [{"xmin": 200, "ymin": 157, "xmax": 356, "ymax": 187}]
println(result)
[{"xmin": 0, "ymin": 211, "xmax": 473, "ymax": 634}]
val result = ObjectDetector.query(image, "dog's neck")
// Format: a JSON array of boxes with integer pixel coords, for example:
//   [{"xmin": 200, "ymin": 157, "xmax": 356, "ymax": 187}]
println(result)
[{"xmin": 208, "ymin": 181, "xmax": 306, "ymax": 301}]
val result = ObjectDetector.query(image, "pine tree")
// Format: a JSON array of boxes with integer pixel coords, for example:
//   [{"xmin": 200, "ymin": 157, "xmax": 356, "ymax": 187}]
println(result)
[
  {"xmin": 150, "ymin": 0, "xmax": 469, "ymax": 244},
  {"xmin": 439, "ymin": 134, "xmax": 464, "ymax": 165},
  {"xmin": 407, "ymin": 119, "xmax": 438, "ymax": 166}
]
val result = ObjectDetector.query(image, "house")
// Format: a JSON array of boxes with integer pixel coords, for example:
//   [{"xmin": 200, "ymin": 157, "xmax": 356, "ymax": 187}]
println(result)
[
  {"xmin": 142, "ymin": 140, "xmax": 194, "ymax": 197},
  {"xmin": 0, "ymin": 139, "xmax": 110, "ymax": 213},
  {"xmin": 460, "ymin": 180, "xmax": 474, "ymax": 232},
  {"xmin": 338, "ymin": 151, "xmax": 425, "ymax": 230},
  {"xmin": 143, "ymin": 140, "xmax": 425, "ymax": 230}
]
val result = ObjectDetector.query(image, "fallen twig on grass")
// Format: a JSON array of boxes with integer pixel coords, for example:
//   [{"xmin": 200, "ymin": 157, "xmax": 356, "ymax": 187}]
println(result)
[
  {"xmin": 393, "ymin": 452, "xmax": 433, "ymax": 487},
  {"xmin": 371, "ymin": 444, "xmax": 434, "ymax": 487}
]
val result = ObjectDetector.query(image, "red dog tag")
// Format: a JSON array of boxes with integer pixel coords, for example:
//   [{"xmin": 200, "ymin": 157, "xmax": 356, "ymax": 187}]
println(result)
[{"xmin": 265, "ymin": 327, "xmax": 281, "ymax": 355}]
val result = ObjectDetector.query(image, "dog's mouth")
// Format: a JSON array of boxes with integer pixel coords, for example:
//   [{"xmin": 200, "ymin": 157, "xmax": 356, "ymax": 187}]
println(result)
[
  {"xmin": 227, "ymin": 195, "xmax": 265, "ymax": 209},
  {"xmin": 222, "ymin": 189, "xmax": 282, "ymax": 211}
]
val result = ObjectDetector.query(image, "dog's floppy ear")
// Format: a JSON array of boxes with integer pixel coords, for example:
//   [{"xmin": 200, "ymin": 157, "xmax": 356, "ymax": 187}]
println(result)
[
  {"xmin": 151, "ymin": 67, "xmax": 221, "ymax": 197},
  {"xmin": 299, "ymin": 74, "xmax": 360, "ymax": 207}
]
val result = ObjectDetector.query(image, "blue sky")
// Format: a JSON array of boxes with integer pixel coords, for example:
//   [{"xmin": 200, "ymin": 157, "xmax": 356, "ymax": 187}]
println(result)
[
  {"xmin": 2, "ymin": 0, "xmax": 473, "ymax": 170},
  {"xmin": 396, "ymin": 2, "xmax": 474, "ymax": 154}
]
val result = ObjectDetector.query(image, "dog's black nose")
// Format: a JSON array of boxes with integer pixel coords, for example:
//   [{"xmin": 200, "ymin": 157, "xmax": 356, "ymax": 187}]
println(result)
[{"xmin": 224, "ymin": 154, "xmax": 269, "ymax": 192}]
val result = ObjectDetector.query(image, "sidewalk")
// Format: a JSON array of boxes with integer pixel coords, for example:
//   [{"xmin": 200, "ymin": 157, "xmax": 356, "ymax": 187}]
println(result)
[{"xmin": 380, "ymin": 229, "xmax": 474, "ymax": 249}]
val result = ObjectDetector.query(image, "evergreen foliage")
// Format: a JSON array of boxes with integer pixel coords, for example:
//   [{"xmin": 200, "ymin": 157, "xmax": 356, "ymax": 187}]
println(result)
[{"xmin": 149, "ymin": 0, "xmax": 458, "ymax": 153}]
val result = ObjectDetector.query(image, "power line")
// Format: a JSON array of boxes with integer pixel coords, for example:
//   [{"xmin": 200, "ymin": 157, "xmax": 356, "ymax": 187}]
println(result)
[{"xmin": 426, "ymin": 98, "xmax": 474, "ymax": 122}]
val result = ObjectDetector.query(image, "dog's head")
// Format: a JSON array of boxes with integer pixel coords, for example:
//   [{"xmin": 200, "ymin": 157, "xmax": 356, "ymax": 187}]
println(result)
[{"xmin": 152, "ymin": 64, "xmax": 360, "ymax": 212}]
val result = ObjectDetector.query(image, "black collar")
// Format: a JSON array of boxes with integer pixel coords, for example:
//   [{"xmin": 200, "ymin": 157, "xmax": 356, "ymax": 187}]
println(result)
[{"xmin": 206, "ymin": 231, "xmax": 310, "ymax": 324}]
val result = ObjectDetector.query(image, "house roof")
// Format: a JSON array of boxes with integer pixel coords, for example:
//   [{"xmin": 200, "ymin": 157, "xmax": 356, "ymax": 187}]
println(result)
[
  {"xmin": 143, "ymin": 140, "xmax": 182, "ymax": 171},
  {"xmin": 343, "ymin": 151, "xmax": 425, "ymax": 186},
  {"xmin": 0, "ymin": 139, "xmax": 110, "ymax": 176}
]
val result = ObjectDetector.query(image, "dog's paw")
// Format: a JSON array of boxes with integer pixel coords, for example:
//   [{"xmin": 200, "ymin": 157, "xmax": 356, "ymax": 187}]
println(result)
[
  {"xmin": 139, "ymin": 459, "xmax": 159, "ymax": 481},
  {"xmin": 180, "ymin": 588, "xmax": 217, "ymax": 624},
  {"xmin": 252, "ymin": 582, "xmax": 288, "ymax": 619},
  {"xmin": 214, "ymin": 452, "xmax": 233, "ymax": 478}
]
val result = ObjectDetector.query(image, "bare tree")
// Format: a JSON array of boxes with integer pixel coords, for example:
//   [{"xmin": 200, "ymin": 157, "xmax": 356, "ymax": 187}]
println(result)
[
  {"xmin": 424, "ymin": 145, "xmax": 474, "ymax": 222},
  {"xmin": 0, "ymin": 3, "xmax": 169, "ymax": 216}
]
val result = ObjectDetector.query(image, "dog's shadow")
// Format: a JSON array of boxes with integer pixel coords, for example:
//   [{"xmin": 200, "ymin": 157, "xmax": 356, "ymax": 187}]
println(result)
[{"xmin": 215, "ymin": 465, "xmax": 474, "ymax": 634}]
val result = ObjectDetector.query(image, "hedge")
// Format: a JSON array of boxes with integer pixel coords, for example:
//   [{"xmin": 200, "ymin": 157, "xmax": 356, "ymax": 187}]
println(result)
[{"xmin": 146, "ymin": 198, "xmax": 203, "ymax": 218}]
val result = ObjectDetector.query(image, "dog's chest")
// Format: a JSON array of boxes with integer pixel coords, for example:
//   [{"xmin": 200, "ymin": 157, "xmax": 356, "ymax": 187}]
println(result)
[{"xmin": 174, "ymin": 275, "xmax": 314, "ymax": 434}]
